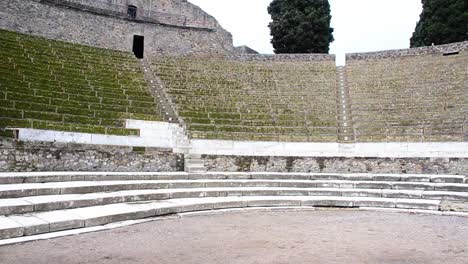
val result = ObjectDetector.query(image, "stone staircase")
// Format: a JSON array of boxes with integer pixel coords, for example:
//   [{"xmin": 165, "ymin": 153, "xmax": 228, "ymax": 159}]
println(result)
[
  {"xmin": 140, "ymin": 59, "xmax": 179, "ymax": 123},
  {"xmin": 336, "ymin": 66, "xmax": 355, "ymax": 142},
  {"xmin": 184, "ymin": 154, "xmax": 207, "ymax": 173},
  {"xmin": 0, "ymin": 172, "xmax": 466, "ymax": 240},
  {"xmin": 140, "ymin": 59, "xmax": 192, "ymax": 153}
]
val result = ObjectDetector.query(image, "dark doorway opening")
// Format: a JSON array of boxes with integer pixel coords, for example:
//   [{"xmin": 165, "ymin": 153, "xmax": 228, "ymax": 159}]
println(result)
[{"xmin": 133, "ymin": 35, "xmax": 144, "ymax": 59}]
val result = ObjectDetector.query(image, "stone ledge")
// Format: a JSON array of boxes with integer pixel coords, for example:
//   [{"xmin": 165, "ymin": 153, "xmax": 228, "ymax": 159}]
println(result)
[{"xmin": 0, "ymin": 196, "xmax": 450, "ymax": 240}]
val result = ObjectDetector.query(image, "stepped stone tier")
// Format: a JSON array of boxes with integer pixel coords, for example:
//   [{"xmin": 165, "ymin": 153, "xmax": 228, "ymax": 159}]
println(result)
[
  {"xmin": 152, "ymin": 54, "xmax": 338, "ymax": 142},
  {"xmin": 0, "ymin": 172, "xmax": 466, "ymax": 241},
  {"xmin": 0, "ymin": 0, "xmax": 235, "ymax": 55},
  {"xmin": 0, "ymin": 29, "xmax": 163, "ymax": 136},
  {"xmin": 347, "ymin": 42, "xmax": 468, "ymax": 142},
  {"xmin": 0, "ymin": 30, "xmax": 467, "ymax": 172}
]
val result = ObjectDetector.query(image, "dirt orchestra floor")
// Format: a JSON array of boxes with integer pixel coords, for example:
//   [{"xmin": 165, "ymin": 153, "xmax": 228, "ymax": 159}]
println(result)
[{"xmin": 0, "ymin": 209, "xmax": 467, "ymax": 264}]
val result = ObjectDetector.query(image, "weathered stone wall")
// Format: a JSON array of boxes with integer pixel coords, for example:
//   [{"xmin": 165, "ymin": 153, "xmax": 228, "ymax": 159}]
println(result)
[
  {"xmin": 43, "ymin": 0, "xmax": 218, "ymax": 29},
  {"xmin": 184, "ymin": 53, "xmax": 336, "ymax": 62},
  {"xmin": 202, "ymin": 155, "xmax": 468, "ymax": 175},
  {"xmin": 232, "ymin": 53, "xmax": 336, "ymax": 62},
  {"xmin": 346, "ymin": 41, "xmax": 468, "ymax": 60},
  {"xmin": 0, "ymin": 138, "xmax": 182, "ymax": 172},
  {"xmin": 0, "ymin": 0, "xmax": 234, "ymax": 55}
]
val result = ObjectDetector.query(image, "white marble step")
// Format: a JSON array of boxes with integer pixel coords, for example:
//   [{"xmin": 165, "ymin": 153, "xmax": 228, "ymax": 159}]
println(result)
[
  {"xmin": 1, "ymin": 180, "xmax": 467, "ymax": 199},
  {"xmin": 1, "ymin": 187, "xmax": 466, "ymax": 215},
  {"xmin": 0, "ymin": 172, "xmax": 464, "ymax": 184},
  {"xmin": 0, "ymin": 196, "xmax": 443, "ymax": 240}
]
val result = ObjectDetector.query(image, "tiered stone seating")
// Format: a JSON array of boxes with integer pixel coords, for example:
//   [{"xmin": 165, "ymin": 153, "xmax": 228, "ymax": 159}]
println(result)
[
  {"xmin": 0, "ymin": 172, "xmax": 466, "ymax": 240},
  {"xmin": 347, "ymin": 51, "xmax": 467, "ymax": 142},
  {"xmin": 152, "ymin": 56, "xmax": 338, "ymax": 142},
  {"xmin": 0, "ymin": 29, "xmax": 162, "ymax": 136}
]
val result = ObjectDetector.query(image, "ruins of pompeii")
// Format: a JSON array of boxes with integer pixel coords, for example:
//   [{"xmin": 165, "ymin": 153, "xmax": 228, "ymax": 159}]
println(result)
[{"xmin": 0, "ymin": 0, "xmax": 466, "ymax": 261}]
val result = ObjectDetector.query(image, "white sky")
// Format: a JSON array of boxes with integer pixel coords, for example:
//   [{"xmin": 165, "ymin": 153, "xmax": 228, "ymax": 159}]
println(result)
[{"xmin": 189, "ymin": 0, "xmax": 423, "ymax": 65}]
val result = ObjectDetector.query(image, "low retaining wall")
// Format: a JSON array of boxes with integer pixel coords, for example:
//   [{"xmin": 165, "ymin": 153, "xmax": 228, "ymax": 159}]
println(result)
[
  {"xmin": 191, "ymin": 140, "xmax": 468, "ymax": 158},
  {"xmin": 0, "ymin": 138, "xmax": 182, "ymax": 172},
  {"xmin": 18, "ymin": 120, "xmax": 187, "ymax": 149},
  {"xmin": 202, "ymin": 155, "xmax": 468, "ymax": 175}
]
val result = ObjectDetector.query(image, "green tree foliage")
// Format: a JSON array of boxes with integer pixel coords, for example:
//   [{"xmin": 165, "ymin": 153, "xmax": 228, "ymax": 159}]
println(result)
[
  {"xmin": 410, "ymin": 0, "xmax": 467, "ymax": 47},
  {"xmin": 268, "ymin": 0, "xmax": 334, "ymax": 54}
]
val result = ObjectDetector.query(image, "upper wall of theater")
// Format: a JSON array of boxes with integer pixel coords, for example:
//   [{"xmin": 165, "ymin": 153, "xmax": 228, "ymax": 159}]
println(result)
[
  {"xmin": 0, "ymin": 0, "xmax": 235, "ymax": 55},
  {"xmin": 346, "ymin": 41, "xmax": 468, "ymax": 60}
]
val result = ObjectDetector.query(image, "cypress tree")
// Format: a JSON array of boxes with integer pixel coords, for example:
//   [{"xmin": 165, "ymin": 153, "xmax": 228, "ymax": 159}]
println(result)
[
  {"xmin": 411, "ymin": 0, "xmax": 467, "ymax": 47},
  {"xmin": 268, "ymin": 0, "xmax": 334, "ymax": 54}
]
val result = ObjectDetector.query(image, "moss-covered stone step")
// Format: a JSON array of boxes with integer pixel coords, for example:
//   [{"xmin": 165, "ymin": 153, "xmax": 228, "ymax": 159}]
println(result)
[
  {"xmin": 0, "ymin": 29, "xmax": 163, "ymax": 135},
  {"xmin": 0, "ymin": 117, "xmax": 138, "ymax": 136},
  {"xmin": 152, "ymin": 54, "xmax": 338, "ymax": 142},
  {"xmin": 3, "ymin": 90, "xmax": 156, "ymax": 116},
  {"xmin": 0, "ymin": 107, "xmax": 128, "ymax": 127}
]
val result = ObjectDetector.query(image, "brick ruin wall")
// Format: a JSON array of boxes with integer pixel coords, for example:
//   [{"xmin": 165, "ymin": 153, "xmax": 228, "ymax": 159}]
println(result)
[{"xmin": 0, "ymin": 0, "xmax": 235, "ymax": 55}]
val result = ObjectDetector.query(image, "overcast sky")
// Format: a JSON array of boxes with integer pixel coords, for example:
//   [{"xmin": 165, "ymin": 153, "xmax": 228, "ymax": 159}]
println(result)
[{"xmin": 189, "ymin": 0, "xmax": 423, "ymax": 65}]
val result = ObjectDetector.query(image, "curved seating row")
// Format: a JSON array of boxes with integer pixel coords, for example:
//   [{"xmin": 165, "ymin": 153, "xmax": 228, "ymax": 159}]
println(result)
[
  {"xmin": 347, "ymin": 50, "xmax": 467, "ymax": 142},
  {"xmin": 152, "ymin": 56, "xmax": 339, "ymax": 142},
  {"xmin": 0, "ymin": 172, "xmax": 466, "ymax": 240}
]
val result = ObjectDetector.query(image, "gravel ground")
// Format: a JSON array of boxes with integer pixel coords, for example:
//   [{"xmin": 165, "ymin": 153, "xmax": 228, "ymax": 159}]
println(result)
[{"xmin": 0, "ymin": 209, "xmax": 467, "ymax": 264}]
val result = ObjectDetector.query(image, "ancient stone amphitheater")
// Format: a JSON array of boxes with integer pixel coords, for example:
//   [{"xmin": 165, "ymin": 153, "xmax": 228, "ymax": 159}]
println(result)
[{"xmin": 0, "ymin": 0, "xmax": 466, "ymax": 244}]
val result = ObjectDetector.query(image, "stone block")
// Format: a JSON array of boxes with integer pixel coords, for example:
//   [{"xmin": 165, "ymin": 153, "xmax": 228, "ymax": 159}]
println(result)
[
  {"xmin": 0, "ymin": 199, "xmax": 34, "ymax": 215},
  {"xmin": 246, "ymin": 198, "xmax": 301, "ymax": 207},
  {"xmin": 277, "ymin": 189, "xmax": 309, "ymax": 196},
  {"xmin": 242, "ymin": 189, "xmax": 281, "ymax": 197},
  {"xmin": 32, "ymin": 196, "xmax": 99, "ymax": 212},
  {"xmin": 168, "ymin": 181, "xmax": 205, "ymax": 189},
  {"xmin": 212, "ymin": 200, "xmax": 247, "ymax": 209},
  {"xmin": 302, "ymin": 197, "xmax": 354, "ymax": 207},
  {"xmin": 279, "ymin": 181, "xmax": 316, "ymax": 188},
  {"xmin": 392, "ymin": 183, "xmax": 434, "ymax": 191},
  {"xmin": 353, "ymin": 198, "xmax": 396, "ymax": 208},
  {"xmin": 401, "ymin": 176, "xmax": 430, "ymax": 182},
  {"xmin": 342, "ymin": 189, "xmax": 382, "ymax": 198},
  {"xmin": 8, "ymin": 215, "xmax": 50, "ymax": 236},
  {"xmin": 396, "ymin": 199, "xmax": 440, "ymax": 210},
  {"xmin": 0, "ymin": 176, "xmax": 25, "ymax": 184},
  {"xmin": 69, "ymin": 204, "xmax": 150, "ymax": 227},
  {"xmin": 382, "ymin": 190, "xmax": 422, "ymax": 199},
  {"xmin": 0, "ymin": 216, "xmax": 24, "ymax": 239},
  {"xmin": 434, "ymin": 184, "xmax": 468, "ymax": 192},
  {"xmin": 0, "ymin": 188, "xmax": 37, "ymax": 199},
  {"xmin": 372, "ymin": 175, "xmax": 401, "ymax": 181},
  {"xmin": 422, "ymin": 191, "xmax": 468, "ymax": 201},
  {"xmin": 34, "ymin": 211, "xmax": 84, "ymax": 232},
  {"xmin": 430, "ymin": 176, "xmax": 464, "ymax": 184},
  {"xmin": 439, "ymin": 201, "xmax": 468, "ymax": 212},
  {"xmin": 205, "ymin": 181, "xmax": 243, "ymax": 188},
  {"xmin": 169, "ymin": 200, "xmax": 214, "ymax": 213},
  {"xmin": 307, "ymin": 189, "xmax": 342, "ymax": 197},
  {"xmin": 170, "ymin": 190, "xmax": 205, "ymax": 199},
  {"xmin": 354, "ymin": 182, "xmax": 393, "ymax": 189}
]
